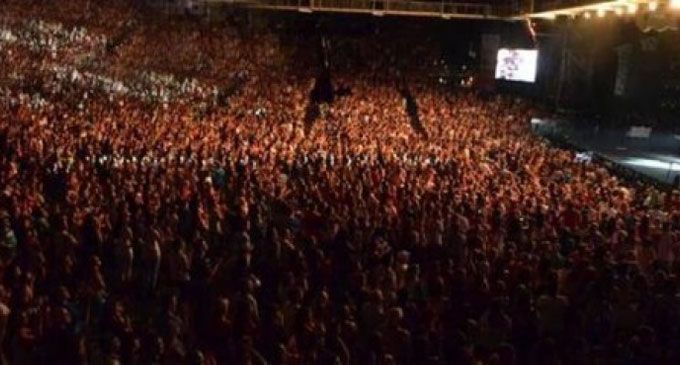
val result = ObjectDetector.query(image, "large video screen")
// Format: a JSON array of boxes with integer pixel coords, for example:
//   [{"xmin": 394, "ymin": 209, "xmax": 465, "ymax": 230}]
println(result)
[{"xmin": 495, "ymin": 49, "xmax": 538, "ymax": 83}]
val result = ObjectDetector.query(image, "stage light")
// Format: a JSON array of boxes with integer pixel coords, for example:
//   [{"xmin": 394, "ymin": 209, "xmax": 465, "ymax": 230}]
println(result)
[
  {"xmin": 623, "ymin": 158, "xmax": 680, "ymax": 171},
  {"xmin": 597, "ymin": 8, "xmax": 606, "ymax": 17},
  {"xmin": 584, "ymin": 11, "xmax": 592, "ymax": 19},
  {"xmin": 648, "ymin": 1, "xmax": 658, "ymax": 11},
  {"xmin": 627, "ymin": 3, "xmax": 638, "ymax": 14},
  {"xmin": 615, "ymin": 7, "xmax": 623, "ymax": 16},
  {"xmin": 671, "ymin": 0, "xmax": 680, "ymax": 10}
]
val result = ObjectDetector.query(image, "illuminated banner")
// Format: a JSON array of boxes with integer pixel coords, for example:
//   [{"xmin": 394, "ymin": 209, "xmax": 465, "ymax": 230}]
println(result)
[
  {"xmin": 614, "ymin": 44, "xmax": 633, "ymax": 97},
  {"xmin": 635, "ymin": 12, "xmax": 678, "ymax": 33}
]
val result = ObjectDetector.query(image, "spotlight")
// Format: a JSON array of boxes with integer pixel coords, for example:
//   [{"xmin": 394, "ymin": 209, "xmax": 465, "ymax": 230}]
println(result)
[
  {"xmin": 597, "ymin": 8, "xmax": 606, "ymax": 17},
  {"xmin": 648, "ymin": 1, "xmax": 658, "ymax": 11},
  {"xmin": 627, "ymin": 3, "xmax": 638, "ymax": 14},
  {"xmin": 584, "ymin": 11, "xmax": 592, "ymax": 19}
]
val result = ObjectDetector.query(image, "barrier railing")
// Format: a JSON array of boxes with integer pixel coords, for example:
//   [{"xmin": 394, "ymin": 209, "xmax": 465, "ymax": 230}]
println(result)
[{"xmin": 205, "ymin": 0, "xmax": 501, "ymax": 18}]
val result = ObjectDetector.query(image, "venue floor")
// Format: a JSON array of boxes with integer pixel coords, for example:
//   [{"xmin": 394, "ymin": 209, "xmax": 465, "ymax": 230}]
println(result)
[{"xmin": 598, "ymin": 150, "xmax": 680, "ymax": 185}]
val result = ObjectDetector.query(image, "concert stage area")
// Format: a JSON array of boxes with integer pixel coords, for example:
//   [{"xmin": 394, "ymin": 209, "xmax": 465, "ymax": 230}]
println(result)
[{"xmin": 532, "ymin": 118, "xmax": 680, "ymax": 185}]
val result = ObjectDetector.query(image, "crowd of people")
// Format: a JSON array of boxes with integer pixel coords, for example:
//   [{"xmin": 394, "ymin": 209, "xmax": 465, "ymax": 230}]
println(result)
[{"xmin": 2, "ymin": 1, "xmax": 680, "ymax": 364}]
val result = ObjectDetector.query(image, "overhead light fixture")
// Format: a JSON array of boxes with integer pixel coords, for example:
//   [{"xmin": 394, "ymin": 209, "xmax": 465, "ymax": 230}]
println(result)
[{"xmin": 648, "ymin": 1, "xmax": 658, "ymax": 11}]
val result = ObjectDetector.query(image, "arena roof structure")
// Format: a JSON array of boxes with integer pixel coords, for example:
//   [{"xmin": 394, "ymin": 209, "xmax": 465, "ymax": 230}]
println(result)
[
  {"xmin": 201, "ymin": 0, "xmax": 680, "ymax": 22},
  {"xmin": 203, "ymin": 0, "xmax": 512, "ymax": 19},
  {"xmin": 523, "ymin": 0, "xmax": 679, "ymax": 19}
]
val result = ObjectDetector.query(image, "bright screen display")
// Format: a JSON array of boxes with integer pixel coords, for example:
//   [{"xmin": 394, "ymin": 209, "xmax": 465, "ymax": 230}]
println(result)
[{"xmin": 495, "ymin": 49, "xmax": 538, "ymax": 83}]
